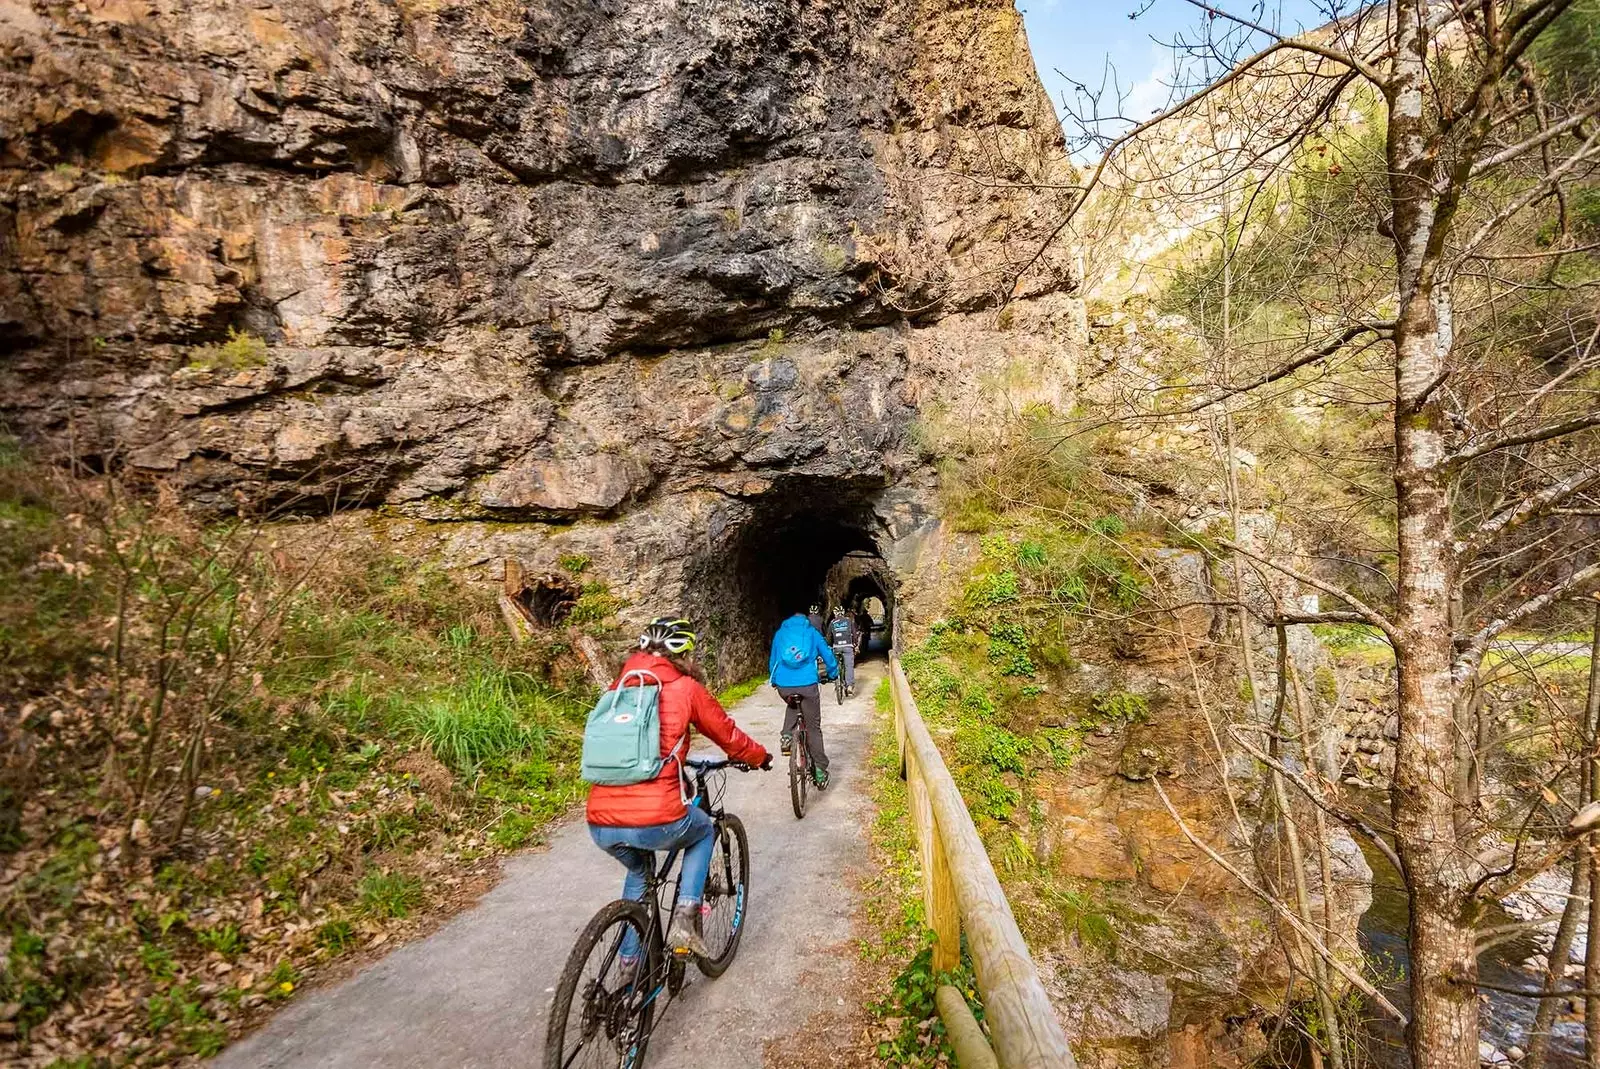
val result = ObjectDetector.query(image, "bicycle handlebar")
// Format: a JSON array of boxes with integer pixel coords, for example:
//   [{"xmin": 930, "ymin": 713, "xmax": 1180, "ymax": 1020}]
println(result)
[{"xmin": 684, "ymin": 757, "xmax": 759, "ymax": 773}]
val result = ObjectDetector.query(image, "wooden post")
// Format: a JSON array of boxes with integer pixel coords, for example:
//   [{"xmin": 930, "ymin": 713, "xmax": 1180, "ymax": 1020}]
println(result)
[
  {"xmin": 937, "ymin": 985, "xmax": 999, "ymax": 1069},
  {"xmin": 928, "ymin": 822, "xmax": 961, "ymax": 971},
  {"xmin": 894, "ymin": 664, "xmax": 969, "ymax": 974},
  {"xmin": 574, "ymin": 633, "xmax": 615, "ymax": 690},
  {"xmin": 503, "ymin": 557, "xmax": 523, "ymax": 598}
]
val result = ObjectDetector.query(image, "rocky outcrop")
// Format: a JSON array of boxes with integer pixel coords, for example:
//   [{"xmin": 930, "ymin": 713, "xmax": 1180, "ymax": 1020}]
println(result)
[{"xmin": 1, "ymin": 0, "xmax": 1084, "ymax": 670}]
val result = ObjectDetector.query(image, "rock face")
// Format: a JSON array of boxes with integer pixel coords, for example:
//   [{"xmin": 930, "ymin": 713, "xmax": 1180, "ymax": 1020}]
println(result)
[{"xmin": 1, "ymin": 0, "xmax": 1083, "ymax": 669}]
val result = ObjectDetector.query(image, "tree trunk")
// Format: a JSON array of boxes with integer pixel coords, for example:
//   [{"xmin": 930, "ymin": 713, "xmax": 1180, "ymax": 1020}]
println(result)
[
  {"xmin": 1585, "ymin": 604, "xmax": 1600, "ymax": 1068},
  {"xmin": 1527, "ymin": 848, "xmax": 1587, "ymax": 1068},
  {"xmin": 1386, "ymin": 4, "xmax": 1478, "ymax": 1064}
]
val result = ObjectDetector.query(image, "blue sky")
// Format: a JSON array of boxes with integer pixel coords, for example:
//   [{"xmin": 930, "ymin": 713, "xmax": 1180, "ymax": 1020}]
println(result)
[{"xmin": 1019, "ymin": 1, "xmax": 1337, "ymax": 143}]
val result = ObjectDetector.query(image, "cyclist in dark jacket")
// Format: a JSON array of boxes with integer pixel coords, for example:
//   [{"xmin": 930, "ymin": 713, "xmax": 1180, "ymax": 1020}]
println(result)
[{"xmin": 827, "ymin": 606, "xmax": 857, "ymax": 695}]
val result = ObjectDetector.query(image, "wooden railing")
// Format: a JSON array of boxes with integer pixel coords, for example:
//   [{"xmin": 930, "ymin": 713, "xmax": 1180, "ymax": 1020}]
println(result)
[{"xmin": 887, "ymin": 655, "xmax": 1077, "ymax": 1069}]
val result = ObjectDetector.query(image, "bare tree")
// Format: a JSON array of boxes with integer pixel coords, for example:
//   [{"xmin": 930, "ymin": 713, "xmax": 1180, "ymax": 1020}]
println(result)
[{"xmin": 1032, "ymin": 4, "xmax": 1600, "ymax": 1067}]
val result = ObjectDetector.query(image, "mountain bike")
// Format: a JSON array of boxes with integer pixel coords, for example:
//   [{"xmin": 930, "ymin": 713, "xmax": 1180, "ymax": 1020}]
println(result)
[
  {"xmin": 785, "ymin": 692, "xmax": 811, "ymax": 819},
  {"xmin": 545, "ymin": 759, "xmax": 753, "ymax": 1069}
]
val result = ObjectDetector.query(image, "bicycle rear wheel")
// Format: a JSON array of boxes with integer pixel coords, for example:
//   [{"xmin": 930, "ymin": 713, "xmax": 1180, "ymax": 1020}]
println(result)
[
  {"xmin": 835, "ymin": 673, "xmax": 844, "ymax": 705},
  {"xmin": 545, "ymin": 900, "xmax": 657, "ymax": 1069},
  {"xmin": 789, "ymin": 738, "xmax": 808, "ymax": 819},
  {"xmin": 697, "ymin": 814, "xmax": 750, "ymax": 977}
]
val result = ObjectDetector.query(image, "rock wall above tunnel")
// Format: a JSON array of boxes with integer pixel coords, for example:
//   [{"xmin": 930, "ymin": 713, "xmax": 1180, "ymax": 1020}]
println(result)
[
  {"xmin": 0, "ymin": 0, "xmax": 1085, "ymax": 674},
  {"xmin": 1, "ymin": 0, "xmax": 1081, "ymax": 509}
]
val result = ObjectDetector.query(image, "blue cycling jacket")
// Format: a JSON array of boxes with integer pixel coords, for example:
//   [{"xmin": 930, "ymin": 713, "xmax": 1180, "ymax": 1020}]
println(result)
[{"xmin": 768, "ymin": 614, "xmax": 839, "ymax": 687}]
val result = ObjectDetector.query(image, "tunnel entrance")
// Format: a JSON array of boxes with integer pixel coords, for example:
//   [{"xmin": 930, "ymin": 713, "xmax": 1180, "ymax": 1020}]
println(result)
[{"xmin": 683, "ymin": 479, "xmax": 898, "ymax": 682}]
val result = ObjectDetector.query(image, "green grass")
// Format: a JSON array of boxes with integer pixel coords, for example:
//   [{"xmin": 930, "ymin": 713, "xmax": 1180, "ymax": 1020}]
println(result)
[
  {"xmin": 0, "ymin": 439, "xmax": 601, "ymax": 1060},
  {"xmin": 411, "ymin": 671, "xmax": 552, "ymax": 778},
  {"xmin": 195, "ymin": 923, "xmax": 244, "ymax": 959},
  {"xmin": 716, "ymin": 675, "xmax": 767, "ymax": 707},
  {"xmin": 358, "ymin": 872, "xmax": 424, "ymax": 919}
]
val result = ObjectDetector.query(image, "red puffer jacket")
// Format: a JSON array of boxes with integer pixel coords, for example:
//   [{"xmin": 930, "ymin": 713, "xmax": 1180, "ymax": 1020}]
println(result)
[{"xmin": 585, "ymin": 652, "xmax": 769, "ymax": 828}]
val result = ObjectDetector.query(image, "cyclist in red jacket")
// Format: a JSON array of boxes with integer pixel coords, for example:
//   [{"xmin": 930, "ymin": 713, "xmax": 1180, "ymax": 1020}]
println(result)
[{"xmin": 588, "ymin": 618, "xmax": 771, "ymax": 957}]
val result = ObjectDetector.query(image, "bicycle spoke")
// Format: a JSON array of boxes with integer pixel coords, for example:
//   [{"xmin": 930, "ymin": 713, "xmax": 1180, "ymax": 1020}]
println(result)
[{"xmin": 551, "ymin": 913, "xmax": 651, "ymax": 1069}]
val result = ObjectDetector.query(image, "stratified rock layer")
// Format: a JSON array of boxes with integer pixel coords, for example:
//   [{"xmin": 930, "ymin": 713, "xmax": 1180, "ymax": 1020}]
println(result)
[{"xmin": 2, "ymin": 0, "xmax": 1077, "ymax": 509}]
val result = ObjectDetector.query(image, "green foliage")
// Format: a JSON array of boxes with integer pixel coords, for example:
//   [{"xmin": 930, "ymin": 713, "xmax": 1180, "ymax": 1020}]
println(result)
[
  {"xmin": 358, "ymin": 872, "xmax": 423, "ymax": 919},
  {"xmin": 1311, "ymin": 622, "xmax": 1384, "ymax": 650},
  {"xmin": 1531, "ymin": 0, "xmax": 1600, "ymax": 98},
  {"xmin": 1090, "ymin": 513, "xmax": 1126, "ymax": 537},
  {"xmin": 195, "ymin": 924, "xmax": 244, "ymax": 959},
  {"xmin": 872, "ymin": 942, "xmax": 983, "ymax": 1067},
  {"xmin": 964, "ymin": 570, "xmax": 1019, "ymax": 609},
  {"xmin": 489, "ymin": 812, "xmax": 540, "ymax": 850},
  {"xmin": 1088, "ymin": 690, "xmax": 1150, "ymax": 728},
  {"xmin": 1040, "ymin": 885, "xmax": 1117, "ymax": 950},
  {"xmin": 985, "ymin": 621, "xmax": 1036, "ymax": 677},
  {"xmin": 0, "ymin": 440, "xmax": 595, "ymax": 1059},
  {"xmin": 557, "ymin": 553, "xmax": 591, "ymax": 574},
  {"xmin": 315, "ymin": 918, "xmax": 356, "ymax": 953},
  {"xmin": 716, "ymin": 675, "xmax": 766, "ymax": 707},
  {"xmin": 186, "ymin": 327, "xmax": 269, "ymax": 372},
  {"xmin": 411, "ymin": 670, "xmax": 553, "ymax": 778},
  {"xmin": 568, "ymin": 582, "xmax": 624, "ymax": 625},
  {"xmin": 938, "ymin": 406, "xmax": 1109, "ymax": 524},
  {"xmin": 146, "ymin": 982, "xmax": 227, "ymax": 1055}
]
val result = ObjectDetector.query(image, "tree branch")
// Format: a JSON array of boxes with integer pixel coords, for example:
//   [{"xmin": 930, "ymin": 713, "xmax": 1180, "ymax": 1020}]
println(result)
[
  {"xmin": 1454, "ymin": 412, "xmax": 1600, "ymax": 464},
  {"xmin": 1218, "ymin": 538, "xmax": 1401, "ymax": 642},
  {"xmin": 1151, "ymin": 778, "xmax": 1408, "ymax": 1023}
]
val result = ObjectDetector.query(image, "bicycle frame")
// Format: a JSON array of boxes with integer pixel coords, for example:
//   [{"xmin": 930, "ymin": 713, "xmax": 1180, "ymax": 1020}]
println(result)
[{"xmin": 612, "ymin": 761, "xmax": 737, "ymax": 1021}]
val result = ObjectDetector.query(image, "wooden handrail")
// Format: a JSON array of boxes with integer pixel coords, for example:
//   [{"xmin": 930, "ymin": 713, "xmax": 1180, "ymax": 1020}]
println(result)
[{"xmin": 889, "ymin": 655, "xmax": 1077, "ymax": 1069}]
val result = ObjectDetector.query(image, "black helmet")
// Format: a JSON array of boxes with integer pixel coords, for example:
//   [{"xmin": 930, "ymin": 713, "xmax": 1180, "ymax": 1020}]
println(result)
[
  {"xmin": 809, "ymin": 603, "xmax": 821, "ymax": 614},
  {"xmin": 638, "ymin": 616, "xmax": 697, "ymax": 655},
  {"xmin": 832, "ymin": 605, "xmax": 846, "ymax": 617}
]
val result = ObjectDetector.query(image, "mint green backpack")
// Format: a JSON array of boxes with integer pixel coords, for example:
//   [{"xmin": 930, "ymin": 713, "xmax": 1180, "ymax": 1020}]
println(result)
[{"xmin": 580, "ymin": 670, "xmax": 684, "ymax": 786}]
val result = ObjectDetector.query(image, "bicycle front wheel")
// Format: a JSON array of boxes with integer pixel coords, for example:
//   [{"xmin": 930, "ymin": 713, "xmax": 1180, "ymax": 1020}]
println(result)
[
  {"xmin": 789, "ymin": 741, "xmax": 808, "ymax": 819},
  {"xmin": 545, "ymin": 899, "xmax": 657, "ymax": 1069},
  {"xmin": 697, "ymin": 814, "xmax": 750, "ymax": 977}
]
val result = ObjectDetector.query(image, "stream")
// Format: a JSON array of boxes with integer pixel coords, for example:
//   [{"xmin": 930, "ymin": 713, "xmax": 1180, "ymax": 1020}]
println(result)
[{"xmin": 1355, "ymin": 831, "xmax": 1586, "ymax": 1067}]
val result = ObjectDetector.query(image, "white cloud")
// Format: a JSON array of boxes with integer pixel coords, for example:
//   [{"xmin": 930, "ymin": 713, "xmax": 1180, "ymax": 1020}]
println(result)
[{"xmin": 1122, "ymin": 43, "xmax": 1176, "ymax": 121}]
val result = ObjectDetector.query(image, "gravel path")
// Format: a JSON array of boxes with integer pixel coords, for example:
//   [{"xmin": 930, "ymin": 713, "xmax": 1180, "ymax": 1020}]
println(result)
[{"xmin": 215, "ymin": 663, "xmax": 882, "ymax": 1069}]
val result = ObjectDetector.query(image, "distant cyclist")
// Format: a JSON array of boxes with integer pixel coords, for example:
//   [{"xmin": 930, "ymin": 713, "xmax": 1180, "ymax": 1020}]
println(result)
[
  {"xmin": 855, "ymin": 603, "xmax": 873, "ymax": 653},
  {"xmin": 807, "ymin": 602, "xmax": 825, "ymax": 633},
  {"xmin": 827, "ymin": 606, "xmax": 857, "ymax": 697},
  {"xmin": 769, "ymin": 609, "xmax": 838, "ymax": 790},
  {"xmin": 588, "ymin": 618, "xmax": 771, "ymax": 957}
]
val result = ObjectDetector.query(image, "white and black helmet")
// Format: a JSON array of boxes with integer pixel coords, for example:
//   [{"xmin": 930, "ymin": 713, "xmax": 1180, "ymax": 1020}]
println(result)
[{"xmin": 638, "ymin": 616, "xmax": 697, "ymax": 655}]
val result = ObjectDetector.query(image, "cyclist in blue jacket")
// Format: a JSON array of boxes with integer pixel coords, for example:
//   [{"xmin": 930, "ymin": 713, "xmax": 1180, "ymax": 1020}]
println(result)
[{"xmin": 769, "ymin": 611, "xmax": 839, "ymax": 789}]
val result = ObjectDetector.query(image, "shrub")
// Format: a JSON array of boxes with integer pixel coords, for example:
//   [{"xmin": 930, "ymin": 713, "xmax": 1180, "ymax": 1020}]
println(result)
[
  {"xmin": 316, "ymin": 919, "xmax": 356, "ymax": 953},
  {"xmin": 490, "ymin": 812, "xmax": 539, "ymax": 850},
  {"xmin": 195, "ymin": 924, "xmax": 244, "ymax": 959},
  {"xmin": 186, "ymin": 328, "xmax": 269, "ymax": 371}
]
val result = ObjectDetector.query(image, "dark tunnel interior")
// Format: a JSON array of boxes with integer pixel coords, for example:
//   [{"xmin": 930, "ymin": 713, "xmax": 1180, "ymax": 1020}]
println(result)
[{"xmin": 682, "ymin": 482, "xmax": 897, "ymax": 683}]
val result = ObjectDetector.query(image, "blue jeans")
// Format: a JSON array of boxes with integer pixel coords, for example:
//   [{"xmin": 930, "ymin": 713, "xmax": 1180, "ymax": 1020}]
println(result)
[{"xmin": 590, "ymin": 807, "xmax": 715, "ymax": 958}]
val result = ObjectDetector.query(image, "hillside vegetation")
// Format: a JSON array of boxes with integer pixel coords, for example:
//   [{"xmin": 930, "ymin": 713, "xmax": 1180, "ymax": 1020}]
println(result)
[{"xmin": 0, "ymin": 443, "xmax": 598, "ymax": 1065}]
